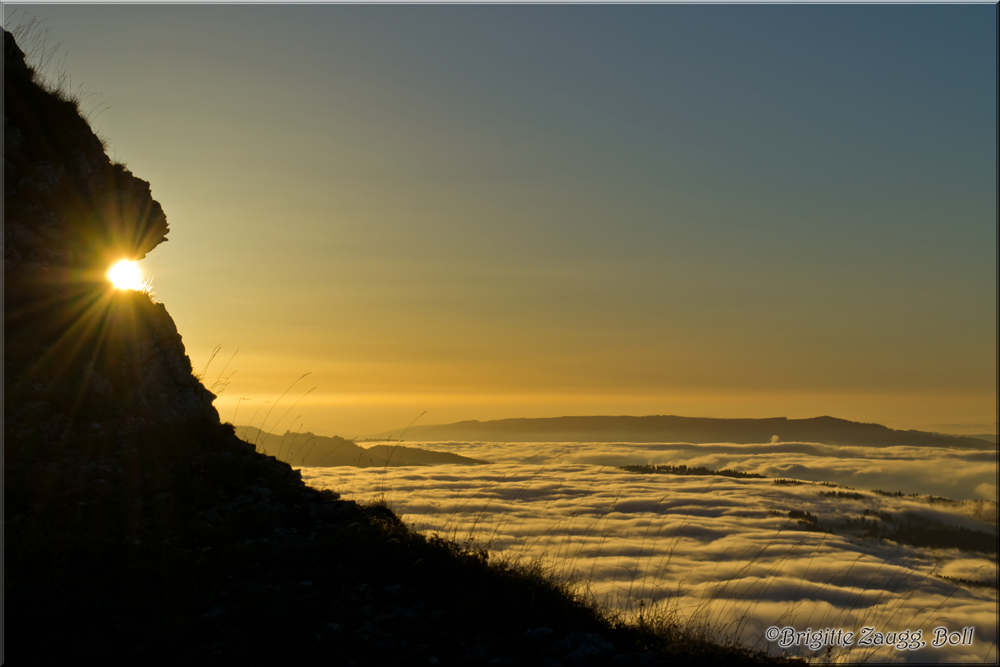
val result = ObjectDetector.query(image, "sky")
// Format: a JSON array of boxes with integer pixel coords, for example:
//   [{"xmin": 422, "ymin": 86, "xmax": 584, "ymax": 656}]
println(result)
[
  {"xmin": 6, "ymin": 4, "xmax": 997, "ymax": 437},
  {"xmin": 302, "ymin": 439, "xmax": 998, "ymax": 662}
]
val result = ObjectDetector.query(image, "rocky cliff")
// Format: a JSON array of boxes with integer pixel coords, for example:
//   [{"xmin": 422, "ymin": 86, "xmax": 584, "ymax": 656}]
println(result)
[
  {"xmin": 4, "ymin": 26, "xmax": 334, "ymax": 660},
  {"xmin": 4, "ymin": 28, "xmax": 218, "ymax": 436}
]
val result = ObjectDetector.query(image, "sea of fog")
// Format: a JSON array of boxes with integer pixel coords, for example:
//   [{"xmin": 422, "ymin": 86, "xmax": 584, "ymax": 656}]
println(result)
[{"xmin": 301, "ymin": 440, "xmax": 998, "ymax": 664}]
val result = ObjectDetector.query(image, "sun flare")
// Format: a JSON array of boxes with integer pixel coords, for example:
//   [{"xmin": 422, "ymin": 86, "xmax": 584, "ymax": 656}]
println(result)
[{"xmin": 107, "ymin": 260, "xmax": 145, "ymax": 291}]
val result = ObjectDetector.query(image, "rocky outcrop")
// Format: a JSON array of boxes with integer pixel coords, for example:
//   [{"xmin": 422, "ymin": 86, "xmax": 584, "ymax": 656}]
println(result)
[
  {"xmin": 4, "ymin": 27, "xmax": 217, "ymax": 441},
  {"xmin": 4, "ymin": 30, "xmax": 168, "ymax": 273}
]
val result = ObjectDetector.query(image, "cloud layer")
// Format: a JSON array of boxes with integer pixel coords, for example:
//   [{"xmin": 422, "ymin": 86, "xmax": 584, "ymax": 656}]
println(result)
[
  {"xmin": 302, "ymin": 441, "xmax": 997, "ymax": 663},
  {"xmin": 397, "ymin": 439, "xmax": 998, "ymax": 501}
]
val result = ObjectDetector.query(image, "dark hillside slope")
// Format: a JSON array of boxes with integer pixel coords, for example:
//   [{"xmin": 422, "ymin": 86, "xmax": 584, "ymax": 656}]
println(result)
[{"xmin": 3, "ymin": 30, "xmax": 796, "ymax": 665}]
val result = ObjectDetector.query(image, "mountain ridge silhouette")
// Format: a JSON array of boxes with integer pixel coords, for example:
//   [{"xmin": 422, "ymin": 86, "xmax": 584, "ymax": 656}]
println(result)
[
  {"xmin": 236, "ymin": 426, "xmax": 488, "ymax": 467},
  {"xmin": 371, "ymin": 414, "xmax": 995, "ymax": 448}
]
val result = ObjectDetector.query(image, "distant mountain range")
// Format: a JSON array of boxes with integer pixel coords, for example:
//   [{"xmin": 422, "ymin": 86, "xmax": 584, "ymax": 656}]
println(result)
[
  {"xmin": 368, "ymin": 415, "xmax": 996, "ymax": 449},
  {"xmin": 236, "ymin": 427, "xmax": 488, "ymax": 467}
]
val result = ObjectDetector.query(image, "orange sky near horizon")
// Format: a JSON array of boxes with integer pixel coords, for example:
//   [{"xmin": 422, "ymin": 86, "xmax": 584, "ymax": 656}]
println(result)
[{"xmin": 211, "ymin": 388, "xmax": 996, "ymax": 440}]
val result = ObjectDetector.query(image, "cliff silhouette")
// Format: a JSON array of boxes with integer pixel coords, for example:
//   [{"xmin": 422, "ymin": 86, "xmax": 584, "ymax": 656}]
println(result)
[{"xmin": 3, "ymin": 29, "xmax": 799, "ymax": 665}]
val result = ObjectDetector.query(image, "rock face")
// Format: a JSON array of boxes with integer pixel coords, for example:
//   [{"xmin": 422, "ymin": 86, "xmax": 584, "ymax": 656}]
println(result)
[
  {"xmin": 4, "ymin": 30, "xmax": 168, "ymax": 271},
  {"xmin": 4, "ymin": 27, "xmax": 218, "ymax": 441}
]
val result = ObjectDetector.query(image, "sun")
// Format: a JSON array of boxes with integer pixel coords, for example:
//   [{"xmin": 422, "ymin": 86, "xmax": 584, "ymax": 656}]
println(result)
[{"xmin": 107, "ymin": 260, "xmax": 145, "ymax": 291}]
